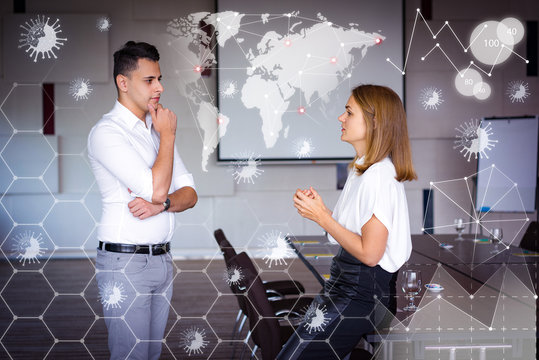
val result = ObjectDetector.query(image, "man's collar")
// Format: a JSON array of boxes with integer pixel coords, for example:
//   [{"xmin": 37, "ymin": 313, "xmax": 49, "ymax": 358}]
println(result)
[{"xmin": 112, "ymin": 100, "xmax": 150, "ymax": 129}]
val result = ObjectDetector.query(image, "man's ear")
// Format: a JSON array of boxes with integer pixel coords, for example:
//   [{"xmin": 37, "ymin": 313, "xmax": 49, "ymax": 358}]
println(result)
[{"xmin": 116, "ymin": 74, "xmax": 128, "ymax": 93}]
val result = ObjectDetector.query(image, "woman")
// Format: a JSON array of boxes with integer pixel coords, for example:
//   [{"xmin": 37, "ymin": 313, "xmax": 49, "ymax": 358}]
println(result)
[{"xmin": 277, "ymin": 85, "xmax": 416, "ymax": 359}]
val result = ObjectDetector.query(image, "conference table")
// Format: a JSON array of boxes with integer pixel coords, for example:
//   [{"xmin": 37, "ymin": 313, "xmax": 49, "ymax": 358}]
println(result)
[{"xmin": 287, "ymin": 234, "xmax": 538, "ymax": 360}]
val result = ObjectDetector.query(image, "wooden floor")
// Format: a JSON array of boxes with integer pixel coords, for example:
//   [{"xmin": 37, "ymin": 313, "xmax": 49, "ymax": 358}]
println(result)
[{"xmin": 0, "ymin": 257, "xmax": 322, "ymax": 360}]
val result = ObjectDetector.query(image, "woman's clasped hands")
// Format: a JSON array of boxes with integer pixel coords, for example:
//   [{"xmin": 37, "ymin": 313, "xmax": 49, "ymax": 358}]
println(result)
[{"xmin": 293, "ymin": 186, "xmax": 332, "ymax": 225}]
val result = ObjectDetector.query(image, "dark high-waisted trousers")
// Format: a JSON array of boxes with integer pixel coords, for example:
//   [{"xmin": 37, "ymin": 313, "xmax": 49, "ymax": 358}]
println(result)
[{"xmin": 277, "ymin": 246, "xmax": 397, "ymax": 360}]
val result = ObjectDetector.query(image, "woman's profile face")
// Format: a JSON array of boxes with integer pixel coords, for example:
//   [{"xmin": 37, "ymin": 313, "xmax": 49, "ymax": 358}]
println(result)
[{"xmin": 338, "ymin": 95, "xmax": 367, "ymax": 153}]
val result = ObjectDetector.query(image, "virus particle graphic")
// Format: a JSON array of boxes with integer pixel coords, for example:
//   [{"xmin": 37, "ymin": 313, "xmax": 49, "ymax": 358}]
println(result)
[
  {"xmin": 98, "ymin": 281, "xmax": 128, "ymax": 310},
  {"xmin": 223, "ymin": 265, "xmax": 244, "ymax": 286},
  {"xmin": 18, "ymin": 15, "xmax": 67, "ymax": 62},
  {"xmin": 260, "ymin": 230, "xmax": 295, "ymax": 268},
  {"xmin": 454, "ymin": 119, "xmax": 498, "ymax": 161},
  {"xmin": 231, "ymin": 152, "xmax": 264, "ymax": 184},
  {"xmin": 11, "ymin": 230, "xmax": 48, "ymax": 266},
  {"xmin": 69, "ymin": 78, "xmax": 93, "ymax": 101},
  {"xmin": 96, "ymin": 16, "xmax": 112, "ymax": 32},
  {"xmin": 419, "ymin": 87, "xmax": 444, "ymax": 110},
  {"xmin": 180, "ymin": 327, "xmax": 209, "ymax": 356},
  {"xmin": 507, "ymin": 80, "xmax": 530, "ymax": 103},
  {"xmin": 293, "ymin": 138, "xmax": 315, "ymax": 158},
  {"xmin": 303, "ymin": 303, "xmax": 330, "ymax": 334},
  {"xmin": 219, "ymin": 80, "xmax": 238, "ymax": 98}
]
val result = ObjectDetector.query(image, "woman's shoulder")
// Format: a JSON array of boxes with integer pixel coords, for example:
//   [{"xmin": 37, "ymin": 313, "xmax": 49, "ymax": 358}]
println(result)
[{"xmin": 362, "ymin": 158, "xmax": 397, "ymax": 182}]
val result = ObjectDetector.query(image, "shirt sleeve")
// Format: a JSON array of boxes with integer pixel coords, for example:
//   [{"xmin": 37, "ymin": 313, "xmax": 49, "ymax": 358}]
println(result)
[
  {"xmin": 88, "ymin": 122, "xmax": 154, "ymax": 202},
  {"xmin": 356, "ymin": 170, "xmax": 394, "ymax": 235},
  {"xmin": 171, "ymin": 145, "xmax": 195, "ymax": 191}
]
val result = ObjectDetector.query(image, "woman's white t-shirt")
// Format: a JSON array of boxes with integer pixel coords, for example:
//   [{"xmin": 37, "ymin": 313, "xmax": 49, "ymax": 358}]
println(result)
[{"xmin": 327, "ymin": 157, "xmax": 412, "ymax": 272}]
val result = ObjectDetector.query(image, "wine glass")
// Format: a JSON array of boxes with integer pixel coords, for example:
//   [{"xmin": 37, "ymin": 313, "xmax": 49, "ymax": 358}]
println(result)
[
  {"xmin": 454, "ymin": 218, "xmax": 465, "ymax": 240},
  {"xmin": 402, "ymin": 270, "xmax": 422, "ymax": 312},
  {"xmin": 490, "ymin": 228, "xmax": 503, "ymax": 254}
]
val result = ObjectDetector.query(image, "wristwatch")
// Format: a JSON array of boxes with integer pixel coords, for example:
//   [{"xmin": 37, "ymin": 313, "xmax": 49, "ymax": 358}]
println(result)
[{"xmin": 162, "ymin": 198, "xmax": 171, "ymax": 212}]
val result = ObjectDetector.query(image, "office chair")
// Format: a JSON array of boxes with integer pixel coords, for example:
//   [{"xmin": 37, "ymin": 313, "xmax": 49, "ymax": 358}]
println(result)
[{"xmin": 214, "ymin": 229, "xmax": 306, "ymax": 299}]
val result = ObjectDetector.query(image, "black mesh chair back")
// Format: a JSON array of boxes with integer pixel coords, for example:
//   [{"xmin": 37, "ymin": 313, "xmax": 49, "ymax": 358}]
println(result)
[
  {"xmin": 214, "ymin": 228, "xmax": 237, "ymax": 263},
  {"xmin": 228, "ymin": 252, "xmax": 286, "ymax": 360},
  {"xmin": 519, "ymin": 221, "xmax": 539, "ymax": 252}
]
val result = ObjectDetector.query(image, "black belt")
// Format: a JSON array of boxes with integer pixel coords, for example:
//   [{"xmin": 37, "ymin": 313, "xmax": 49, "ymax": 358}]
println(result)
[{"xmin": 98, "ymin": 241, "xmax": 170, "ymax": 255}]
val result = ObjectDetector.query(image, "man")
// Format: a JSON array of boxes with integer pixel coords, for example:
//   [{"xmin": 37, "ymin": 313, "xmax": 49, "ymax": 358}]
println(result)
[{"xmin": 88, "ymin": 41, "xmax": 197, "ymax": 359}]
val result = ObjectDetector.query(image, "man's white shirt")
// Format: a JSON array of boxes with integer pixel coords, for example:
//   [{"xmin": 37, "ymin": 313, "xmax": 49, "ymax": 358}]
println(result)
[{"xmin": 88, "ymin": 101, "xmax": 194, "ymax": 245}]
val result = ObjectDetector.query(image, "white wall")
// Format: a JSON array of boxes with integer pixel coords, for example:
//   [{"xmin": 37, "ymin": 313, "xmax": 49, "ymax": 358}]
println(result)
[{"xmin": 0, "ymin": 0, "xmax": 537, "ymax": 259}]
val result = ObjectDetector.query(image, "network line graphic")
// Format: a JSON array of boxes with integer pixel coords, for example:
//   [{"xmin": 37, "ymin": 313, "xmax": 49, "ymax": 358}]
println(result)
[
  {"xmin": 387, "ymin": 10, "xmax": 528, "ymax": 76},
  {"xmin": 422, "ymin": 164, "xmax": 529, "ymax": 267}
]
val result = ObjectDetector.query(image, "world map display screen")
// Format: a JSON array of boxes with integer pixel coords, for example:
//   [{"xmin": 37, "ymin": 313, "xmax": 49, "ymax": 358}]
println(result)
[{"xmin": 169, "ymin": 0, "xmax": 403, "ymax": 164}]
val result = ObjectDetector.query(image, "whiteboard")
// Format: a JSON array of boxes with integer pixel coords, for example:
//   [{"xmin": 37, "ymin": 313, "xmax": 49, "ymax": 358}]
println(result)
[
  {"xmin": 216, "ymin": 0, "xmax": 404, "ymax": 162},
  {"xmin": 476, "ymin": 116, "xmax": 538, "ymax": 212}
]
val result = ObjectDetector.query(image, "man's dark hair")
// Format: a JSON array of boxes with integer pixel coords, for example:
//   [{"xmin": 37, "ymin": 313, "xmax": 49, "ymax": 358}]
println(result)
[{"xmin": 113, "ymin": 41, "xmax": 160, "ymax": 89}]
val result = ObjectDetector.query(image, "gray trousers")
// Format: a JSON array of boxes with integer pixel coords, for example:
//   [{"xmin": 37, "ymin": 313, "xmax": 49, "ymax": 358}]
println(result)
[{"xmin": 96, "ymin": 247, "xmax": 173, "ymax": 360}]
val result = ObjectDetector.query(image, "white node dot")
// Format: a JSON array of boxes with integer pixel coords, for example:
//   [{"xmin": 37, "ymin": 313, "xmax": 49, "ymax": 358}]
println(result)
[
  {"xmin": 80, "ymin": 292, "xmax": 84, "ymax": 297},
  {"xmin": 177, "ymin": 315, "xmax": 181, "ymax": 320},
  {"xmin": 55, "ymin": 245, "xmax": 59, "ymax": 250},
  {"xmin": 216, "ymin": 17, "xmax": 220, "ymax": 22},
  {"xmin": 470, "ymin": 295, "xmax": 474, "ymax": 299},
  {"xmin": 470, "ymin": 61, "xmax": 474, "ymax": 64},
  {"xmin": 526, "ymin": 60, "xmax": 529, "ymax": 63},
  {"xmin": 13, "ymin": 269, "xmax": 17, "ymax": 273},
  {"xmin": 274, "ymin": 110, "xmax": 278, "ymax": 114},
  {"xmin": 38, "ymin": 269, "xmax": 43, "ymax": 273},
  {"xmin": 405, "ymin": 327, "xmax": 409, "ymax": 332},
  {"xmin": 464, "ymin": 49, "xmax": 468, "ymax": 52},
  {"xmin": 307, "ymin": 53, "xmax": 311, "ymax": 58},
  {"xmin": 13, "ymin": 82, "xmax": 18, "ymax": 87},
  {"xmin": 298, "ymin": 70, "xmax": 303, "ymax": 75},
  {"xmin": 421, "ymin": 57, "xmax": 425, "ymax": 61},
  {"xmin": 340, "ymin": 43, "xmax": 344, "ymax": 47},
  {"xmin": 347, "ymin": 74, "xmax": 352, "ymax": 78},
  {"xmin": 429, "ymin": 181, "xmax": 433, "ymax": 185},
  {"xmin": 264, "ymin": 94, "xmax": 268, "ymax": 98},
  {"xmin": 416, "ymin": 8, "xmax": 420, "ymax": 12},
  {"xmin": 464, "ymin": 177, "xmax": 467, "ymax": 180},
  {"xmin": 476, "ymin": 220, "xmax": 480, "ymax": 223},
  {"xmin": 402, "ymin": 72, "xmax": 405, "ymax": 75},
  {"xmin": 328, "ymin": 22, "xmax": 332, "ymax": 26},
  {"xmin": 39, "ymin": 315, "xmax": 43, "ymax": 320},
  {"xmin": 433, "ymin": 36, "xmax": 437, "ymax": 40},
  {"xmin": 488, "ymin": 73, "xmax": 492, "ymax": 77},
  {"xmin": 484, "ymin": 24, "xmax": 488, "ymax": 28},
  {"xmin": 386, "ymin": 58, "xmax": 390, "ymax": 61},
  {"xmin": 136, "ymin": 338, "xmax": 140, "ymax": 343},
  {"xmin": 54, "ymin": 292, "xmax": 59, "ymax": 297},
  {"xmin": 54, "ymin": 338, "xmax": 59, "ymax": 343},
  {"xmin": 80, "ymin": 339, "xmax": 84, "ymax": 343},
  {"xmin": 95, "ymin": 315, "xmax": 100, "ymax": 320},
  {"xmin": 437, "ymin": 294, "xmax": 441, "ymax": 299},
  {"xmin": 227, "ymin": 25, "xmax": 231, "ymax": 29},
  {"xmin": 489, "ymin": 327, "xmax": 493, "ymax": 331},
  {"xmin": 202, "ymin": 315, "xmax": 207, "ymax": 320},
  {"xmin": 514, "ymin": 183, "xmax": 518, "ymax": 186},
  {"xmin": 445, "ymin": 21, "xmax": 449, "ymax": 24},
  {"xmin": 492, "ymin": 164, "xmax": 496, "ymax": 168},
  {"xmin": 121, "ymin": 315, "xmax": 125, "ymax": 320},
  {"xmin": 13, "ymin": 129, "xmax": 18, "ymax": 134},
  {"xmin": 526, "ymin": 218, "xmax": 530, "ymax": 221},
  {"xmin": 203, "ymin": 146, "xmax": 208, "ymax": 150},
  {"xmin": 13, "ymin": 315, "xmax": 17, "ymax": 320},
  {"xmin": 534, "ymin": 295, "xmax": 538, "ymax": 299}
]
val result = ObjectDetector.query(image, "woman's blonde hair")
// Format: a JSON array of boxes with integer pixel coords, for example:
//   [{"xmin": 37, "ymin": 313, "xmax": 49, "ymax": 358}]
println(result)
[{"xmin": 350, "ymin": 85, "xmax": 417, "ymax": 182}]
